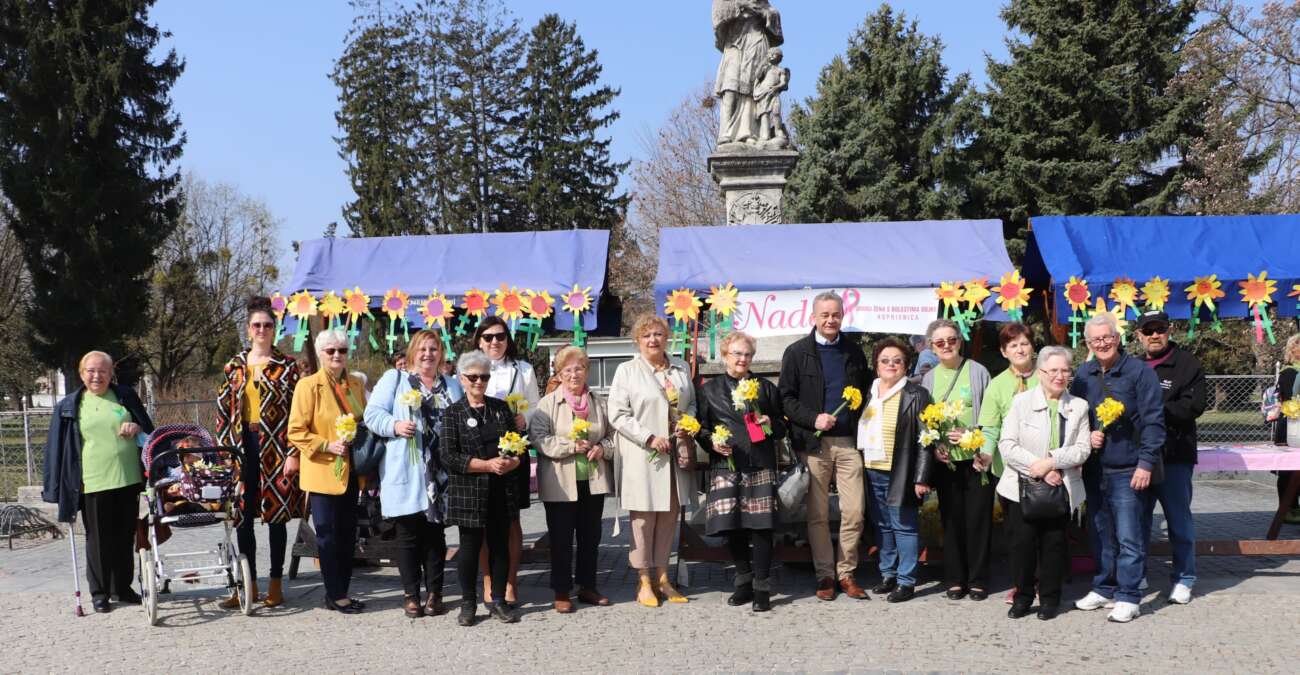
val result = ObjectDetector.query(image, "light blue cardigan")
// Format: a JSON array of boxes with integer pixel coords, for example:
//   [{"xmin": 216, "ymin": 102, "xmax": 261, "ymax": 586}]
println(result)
[{"xmin": 364, "ymin": 368, "xmax": 463, "ymax": 518}]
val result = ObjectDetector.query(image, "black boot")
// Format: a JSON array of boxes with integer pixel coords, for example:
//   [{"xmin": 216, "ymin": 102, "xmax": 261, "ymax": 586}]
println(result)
[
  {"xmin": 728, "ymin": 583, "xmax": 754, "ymax": 606},
  {"xmin": 458, "ymin": 602, "xmax": 477, "ymax": 627},
  {"xmin": 752, "ymin": 590, "xmax": 771, "ymax": 612}
]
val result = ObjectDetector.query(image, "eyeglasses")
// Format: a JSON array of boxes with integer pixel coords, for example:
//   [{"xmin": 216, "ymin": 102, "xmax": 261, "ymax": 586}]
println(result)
[
  {"xmin": 931, "ymin": 338, "xmax": 959, "ymax": 348},
  {"xmin": 1040, "ymin": 368, "xmax": 1072, "ymax": 378},
  {"xmin": 1087, "ymin": 335, "xmax": 1118, "ymax": 347},
  {"xmin": 726, "ymin": 351, "xmax": 755, "ymax": 359},
  {"xmin": 878, "ymin": 357, "xmax": 906, "ymax": 366},
  {"xmin": 322, "ymin": 347, "xmax": 348, "ymax": 356},
  {"xmin": 1139, "ymin": 325, "xmax": 1169, "ymax": 336},
  {"xmin": 250, "ymin": 322, "xmax": 274, "ymax": 331},
  {"xmin": 462, "ymin": 373, "xmax": 490, "ymax": 383},
  {"xmin": 480, "ymin": 332, "xmax": 508, "ymax": 343}
]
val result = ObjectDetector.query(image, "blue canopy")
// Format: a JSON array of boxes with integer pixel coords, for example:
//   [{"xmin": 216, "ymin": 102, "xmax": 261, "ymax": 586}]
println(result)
[
  {"xmin": 1031, "ymin": 215, "xmax": 1300, "ymax": 321},
  {"xmin": 282, "ymin": 230, "xmax": 610, "ymax": 330},
  {"xmin": 653, "ymin": 220, "xmax": 1016, "ymax": 318}
]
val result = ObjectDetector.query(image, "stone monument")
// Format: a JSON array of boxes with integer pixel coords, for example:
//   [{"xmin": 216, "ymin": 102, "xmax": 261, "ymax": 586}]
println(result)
[{"xmin": 708, "ymin": 0, "xmax": 799, "ymax": 225}]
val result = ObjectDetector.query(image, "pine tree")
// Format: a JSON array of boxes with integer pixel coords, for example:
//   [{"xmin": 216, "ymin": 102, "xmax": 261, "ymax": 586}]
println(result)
[
  {"xmin": 972, "ymin": 0, "xmax": 1205, "ymax": 261},
  {"xmin": 514, "ymin": 14, "xmax": 629, "ymax": 231},
  {"xmin": 0, "ymin": 0, "xmax": 184, "ymax": 380},
  {"xmin": 332, "ymin": 0, "xmax": 427, "ymax": 236},
  {"xmin": 783, "ymin": 4, "xmax": 977, "ymax": 224},
  {"xmin": 442, "ymin": 0, "xmax": 525, "ymax": 233}
]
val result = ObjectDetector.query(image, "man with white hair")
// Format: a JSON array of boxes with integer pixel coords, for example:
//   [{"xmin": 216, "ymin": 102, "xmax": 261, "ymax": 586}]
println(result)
[{"xmin": 1068, "ymin": 312, "xmax": 1166, "ymax": 623}]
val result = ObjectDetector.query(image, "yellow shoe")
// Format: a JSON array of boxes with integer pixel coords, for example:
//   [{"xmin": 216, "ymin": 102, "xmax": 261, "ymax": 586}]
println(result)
[
  {"xmin": 636, "ymin": 577, "xmax": 660, "ymax": 608},
  {"xmin": 263, "ymin": 578, "xmax": 283, "ymax": 608},
  {"xmin": 657, "ymin": 574, "xmax": 689, "ymax": 604}
]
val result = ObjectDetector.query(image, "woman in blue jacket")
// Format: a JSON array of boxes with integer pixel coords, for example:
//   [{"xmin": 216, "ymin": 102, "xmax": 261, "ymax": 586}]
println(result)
[{"xmin": 365, "ymin": 330, "xmax": 463, "ymax": 618}]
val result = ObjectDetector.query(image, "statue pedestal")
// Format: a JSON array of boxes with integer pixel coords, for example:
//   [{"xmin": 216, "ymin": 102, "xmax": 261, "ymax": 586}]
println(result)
[{"xmin": 707, "ymin": 147, "xmax": 799, "ymax": 225}]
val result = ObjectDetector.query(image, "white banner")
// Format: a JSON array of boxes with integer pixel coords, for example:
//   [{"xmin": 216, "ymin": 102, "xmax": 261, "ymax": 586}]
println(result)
[{"xmin": 730, "ymin": 287, "xmax": 939, "ymax": 338}]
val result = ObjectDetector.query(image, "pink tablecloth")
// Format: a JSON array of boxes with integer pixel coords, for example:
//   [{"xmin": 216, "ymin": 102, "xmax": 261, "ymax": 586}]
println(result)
[{"xmin": 1197, "ymin": 445, "xmax": 1300, "ymax": 472}]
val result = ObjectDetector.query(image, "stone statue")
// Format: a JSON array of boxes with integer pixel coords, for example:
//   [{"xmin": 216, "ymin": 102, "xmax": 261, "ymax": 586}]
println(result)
[
  {"xmin": 712, "ymin": 0, "xmax": 784, "ymax": 148},
  {"xmin": 752, "ymin": 47, "xmax": 789, "ymax": 144}
]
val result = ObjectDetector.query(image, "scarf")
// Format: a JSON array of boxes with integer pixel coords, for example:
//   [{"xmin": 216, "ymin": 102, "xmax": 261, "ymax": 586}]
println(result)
[
  {"xmin": 858, "ymin": 377, "xmax": 907, "ymax": 461},
  {"xmin": 562, "ymin": 387, "xmax": 591, "ymax": 420}
]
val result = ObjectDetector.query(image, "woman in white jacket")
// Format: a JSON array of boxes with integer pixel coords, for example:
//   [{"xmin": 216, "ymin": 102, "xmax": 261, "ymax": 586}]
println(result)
[{"xmin": 998, "ymin": 345, "xmax": 1091, "ymax": 621}]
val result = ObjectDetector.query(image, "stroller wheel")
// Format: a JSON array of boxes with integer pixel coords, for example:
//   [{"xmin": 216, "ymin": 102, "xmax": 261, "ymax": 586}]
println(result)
[
  {"xmin": 140, "ymin": 550, "xmax": 159, "ymax": 626},
  {"xmin": 238, "ymin": 555, "xmax": 255, "ymax": 616}
]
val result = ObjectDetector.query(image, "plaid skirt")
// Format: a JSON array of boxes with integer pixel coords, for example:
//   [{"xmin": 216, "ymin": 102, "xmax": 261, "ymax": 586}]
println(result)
[{"xmin": 704, "ymin": 468, "xmax": 778, "ymax": 536}]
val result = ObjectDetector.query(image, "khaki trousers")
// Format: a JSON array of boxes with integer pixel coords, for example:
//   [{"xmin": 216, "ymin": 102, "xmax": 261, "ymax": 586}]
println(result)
[
  {"xmin": 805, "ymin": 436, "xmax": 865, "ymax": 580},
  {"xmin": 628, "ymin": 472, "xmax": 681, "ymax": 570}
]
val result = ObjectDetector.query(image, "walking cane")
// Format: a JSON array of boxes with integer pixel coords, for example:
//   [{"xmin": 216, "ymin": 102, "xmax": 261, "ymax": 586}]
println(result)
[{"xmin": 67, "ymin": 520, "xmax": 85, "ymax": 617}]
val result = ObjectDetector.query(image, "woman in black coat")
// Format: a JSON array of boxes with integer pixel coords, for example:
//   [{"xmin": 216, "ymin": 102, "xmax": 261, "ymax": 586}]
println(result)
[
  {"xmin": 695, "ymin": 331, "xmax": 786, "ymax": 612},
  {"xmin": 440, "ymin": 350, "xmax": 523, "ymax": 627},
  {"xmin": 42, "ymin": 351, "xmax": 155, "ymax": 614},
  {"xmin": 858, "ymin": 337, "xmax": 935, "ymax": 603}
]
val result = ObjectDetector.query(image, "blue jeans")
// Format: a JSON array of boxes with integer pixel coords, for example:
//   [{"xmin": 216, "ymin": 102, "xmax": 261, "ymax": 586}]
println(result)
[
  {"xmin": 1084, "ymin": 466, "xmax": 1153, "ymax": 604},
  {"xmin": 1143, "ymin": 461, "xmax": 1197, "ymax": 588},
  {"xmin": 865, "ymin": 469, "xmax": 919, "ymax": 587}
]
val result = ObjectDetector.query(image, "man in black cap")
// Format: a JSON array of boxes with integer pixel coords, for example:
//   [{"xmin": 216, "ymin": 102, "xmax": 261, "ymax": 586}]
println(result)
[{"xmin": 1135, "ymin": 310, "xmax": 1206, "ymax": 605}]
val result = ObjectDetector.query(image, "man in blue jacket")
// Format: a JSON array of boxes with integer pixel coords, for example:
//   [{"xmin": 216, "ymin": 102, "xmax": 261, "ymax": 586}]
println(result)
[{"xmin": 1068, "ymin": 313, "xmax": 1165, "ymax": 623}]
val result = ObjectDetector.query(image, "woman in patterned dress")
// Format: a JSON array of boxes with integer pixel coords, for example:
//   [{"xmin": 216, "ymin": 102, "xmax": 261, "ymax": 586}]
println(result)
[{"xmin": 215, "ymin": 296, "xmax": 303, "ymax": 608}]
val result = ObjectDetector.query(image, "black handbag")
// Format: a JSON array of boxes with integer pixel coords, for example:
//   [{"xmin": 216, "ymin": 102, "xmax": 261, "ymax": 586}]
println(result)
[
  {"xmin": 324, "ymin": 379, "xmax": 383, "ymax": 476},
  {"xmin": 1018, "ymin": 476, "xmax": 1070, "ymax": 521}
]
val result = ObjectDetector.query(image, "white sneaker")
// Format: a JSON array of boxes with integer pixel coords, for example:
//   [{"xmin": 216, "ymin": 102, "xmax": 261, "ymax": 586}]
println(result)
[
  {"xmin": 1107, "ymin": 601, "xmax": 1141, "ymax": 623},
  {"xmin": 1168, "ymin": 583, "xmax": 1192, "ymax": 604},
  {"xmin": 1139, "ymin": 577, "xmax": 1149, "ymax": 591},
  {"xmin": 1075, "ymin": 591, "xmax": 1115, "ymax": 611}
]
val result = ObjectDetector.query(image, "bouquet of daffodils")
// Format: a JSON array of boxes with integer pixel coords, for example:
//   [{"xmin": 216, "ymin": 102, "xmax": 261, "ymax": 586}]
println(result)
[
  {"xmin": 816, "ymin": 386, "xmax": 863, "ymax": 437},
  {"xmin": 711, "ymin": 424, "xmax": 735, "ymax": 471},
  {"xmin": 333, "ymin": 414, "xmax": 357, "ymax": 478},
  {"xmin": 653, "ymin": 413, "xmax": 700, "ymax": 463},
  {"xmin": 918, "ymin": 399, "xmax": 980, "ymax": 473},
  {"xmin": 505, "ymin": 392, "xmax": 529, "ymax": 415},
  {"xmin": 1282, "ymin": 399, "xmax": 1300, "ymax": 420},
  {"xmin": 497, "ymin": 431, "xmax": 528, "ymax": 458},
  {"xmin": 398, "ymin": 388, "xmax": 424, "ymax": 465},
  {"xmin": 1096, "ymin": 397, "xmax": 1125, "ymax": 430},
  {"xmin": 568, "ymin": 417, "xmax": 592, "ymax": 441},
  {"xmin": 731, "ymin": 378, "xmax": 772, "ymax": 436}
]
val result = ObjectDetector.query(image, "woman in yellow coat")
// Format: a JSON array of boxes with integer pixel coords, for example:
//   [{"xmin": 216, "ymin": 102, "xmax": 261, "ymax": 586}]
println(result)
[{"xmin": 288, "ymin": 328, "xmax": 368, "ymax": 614}]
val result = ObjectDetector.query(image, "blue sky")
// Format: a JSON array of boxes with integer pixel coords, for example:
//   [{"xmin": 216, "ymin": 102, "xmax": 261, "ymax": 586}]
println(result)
[{"xmin": 152, "ymin": 1, "xmax": 1015, "ymax": 274}]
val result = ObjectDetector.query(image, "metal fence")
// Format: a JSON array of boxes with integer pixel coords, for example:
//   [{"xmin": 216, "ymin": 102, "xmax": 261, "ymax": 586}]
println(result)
[{"xmin": 0, "ymin": 377, "xmax": 1283, "ymax": 501}]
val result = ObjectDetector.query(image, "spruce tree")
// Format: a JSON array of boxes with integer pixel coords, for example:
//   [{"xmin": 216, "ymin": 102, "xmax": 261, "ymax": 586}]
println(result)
[
  {"xmin": 783, "ymin": 4, "xmax": 976, "ymax": 224},
  {"xmin": 515, "ymin": 14, "xmax": 628, "ymax": 231},
  {"xmin": 332, "ymin": 0, "xmax": 427, "ymax": 236},
  {"xmin": 0, "ymin": 0, "xmax": 184, "ymax": 380},
  {"xmin": 972, "ymin": 0, "xmax": 1204, "ymax": 260},
  {"xmin": 411, "ymin": 0, "xmax": 459, "ymax": 233},
  {"xmin": 442, "ymin": 0, "xmax": 525, "ymax": 233}
]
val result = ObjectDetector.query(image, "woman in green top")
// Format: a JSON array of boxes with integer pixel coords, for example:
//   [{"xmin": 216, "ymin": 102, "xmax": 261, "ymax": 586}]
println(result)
[
  {"xmin": 42, "ymin": 351, "xmax": 155, "ymax": 614},
  {"xmin": 920, "ymin": 319, "xmax": 992, "ymax": 600},
  {"xmin": 976, "ymin": 323, "xmax": 1038, "ymax": 603}
]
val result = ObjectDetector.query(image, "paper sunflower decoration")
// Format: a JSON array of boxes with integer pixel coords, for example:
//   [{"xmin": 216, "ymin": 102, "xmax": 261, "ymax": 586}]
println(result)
[
  {"xmin": 707, "ymin": 282, "xmax": 740, "ymax": 318},
  {"xmin": 381, "ymin": 288, "xmax": 411, "ymax": 352},
  {"xmin": 270, "ymin": 292, "xmax": 288, "ymax": 319},
  {"xmin": 1064, "ymin": 277, "xmax": 1091, "ymax": 313},
  {"xmin": 561, "ymin": 284, "xmax": 594, "ymax": 347},
  {"xmin": 343, "ymin": 287, "xmax": 371, "ymax": 322},
  {"xmin": 1108, "ymin": 278, "xmax": 1139, "ymax": 318},
  {"xmin": 491, "ymin": 285, "xmax": 527, "ymax": 322},
  {"xmin": 1185, "ymin": 275, "xmax": 1226, "ymax": 336},
  {"xmin": 461, "ymin": 288, "xmax": 490, "ymax": 318},
  {"xmin": 935, "ymin": 281, "xmax": 965, "ymax": 318},
  {"xmin": 523, "ymin": 289, "xmax": 555, "ymax": 319},
  {"xmin": 1140, "ymin": 277, "xmax": 1171, "ymax": 312},
  {"xmin": 286, "ymin": 290, "xmax": 317, "ymax": 352},
  {"xmin": 1289, "ymin": 283, "xmax": 1300, "ymax": 311},
  {"xmin": 664, "ymin": 288, "xmax": 703, "ymax": 324},
  {"xmin": 1238, "ymin": 271, "xmax": 1278, "ymax": 344},
  {"xmin": 419, "ymin": 291, "xmax": 454, "ymax": 329},
  {"xmin": 962, "ymin": 278, "xmax": 991, "ymax": 312},
  {"xmin": 1093, "ymin": 297, "xmax": 1129, "ymax": 342},
  {"xmin": 318, "ymin": 291, "xmax": 345, "ymax": 328},
  {"xmin": 993, "ymin": 270, "xmax": 1032, "ymax": 322}
]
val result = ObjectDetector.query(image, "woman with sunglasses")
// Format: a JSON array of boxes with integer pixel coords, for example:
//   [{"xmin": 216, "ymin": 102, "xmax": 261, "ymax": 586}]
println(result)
[
  {"xmin": 471, "ymin": 316, "xmax": 539, "ymax": 607},
  {"xmin": 920, "ymin": 318, "xmax": 992, "ymax": 600},
  {"xmin": 215, "ymin": 296, "xmax": 304, "ymax": 609},
  {"xmin": 288, "ymin": 328, "xmax": 368, "ymax": 614},
  {"xmin": 442, "ymin": 350, "xmax": 524, "ymax": 626}
]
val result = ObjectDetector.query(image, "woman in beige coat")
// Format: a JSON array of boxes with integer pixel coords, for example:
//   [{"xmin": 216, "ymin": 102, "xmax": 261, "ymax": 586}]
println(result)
[
  {"xmin": 608, "ymin": 313, "xmax": 697, "ymax": 607},
  {"xmin": 997, "ymin": 346, "xmax": 1091, "ymax": 621},
  {"xmin": 530, "ymin": 346, "xmax": 616, "ymax": 613}
]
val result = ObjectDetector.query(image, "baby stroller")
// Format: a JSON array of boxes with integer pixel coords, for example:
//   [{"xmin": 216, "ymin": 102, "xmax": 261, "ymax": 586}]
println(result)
[{"xmin": 138, "ymin": 424, "xmax": 254, "ymax": 625}]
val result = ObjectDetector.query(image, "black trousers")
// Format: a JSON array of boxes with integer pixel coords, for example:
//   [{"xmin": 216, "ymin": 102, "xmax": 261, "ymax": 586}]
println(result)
[
  {"xmin": 309, "ymin": 475, "xmax": 359, "ymax": 602},
  {"xmin": 393, "ymin": 513, "xmax": 447, "ymax": 598},
  {"xmin": 1007, "ymin": 500, "xmax": 1069, "ymax": 608},
  {"xmin": 82, "ymin": 483, "xmax": 142, "ymax": 601},
  {"xmin": 1278, "ymin": 472, "xmax": 1299, "ymax": 509},
  {"xmin": 237, "ymin": 429, "xmax": 287, "ymax": 580},
  {"xmin": 542, "ymin": 480, "xmax": 604, "ymax": 593},
  {"xmin": 458, "ymin": 479, "xmax": 510, "ymax": 604},
  {"xmin": 726, "ymin": 528, "xmax": 774, "ymax": 588},
  {"xmin": 935, "ymin": 460, "xmax": 994, "ymax": 589}
]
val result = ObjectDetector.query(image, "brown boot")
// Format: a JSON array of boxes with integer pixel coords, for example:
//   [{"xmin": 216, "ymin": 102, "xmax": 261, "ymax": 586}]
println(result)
[
  {"xmin": 219, "ymin": 579, "xmax": 258, "ymax": 610},
  {"xmin": 425, "ymin": 592, "xmax": 444, "ymax": 616},
  {"xmin": 839, "ymin": 575, "xmax": 869, "ymax": 600},
  {"xmin": 815, "ymin": 577, "xmax": 837, "ymax": 601},
  {"xmin": 263, "ymin": 578, "xmax": 284, "ymax": 608},
  {"xmin": 553, "ymin": 592, "xmax": 575, "ymax": 614}
]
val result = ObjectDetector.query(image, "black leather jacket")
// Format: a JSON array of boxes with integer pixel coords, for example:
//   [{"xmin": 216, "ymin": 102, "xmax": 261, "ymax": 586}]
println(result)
[
  {"xmin": 870, "ymin": 381, "xmax": 937, "ymax": 508},
  {"xmin": 695, "ymin": 373, "xmax": 786, "ymax": 471}
]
